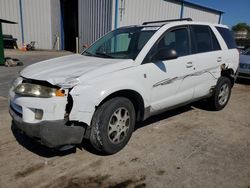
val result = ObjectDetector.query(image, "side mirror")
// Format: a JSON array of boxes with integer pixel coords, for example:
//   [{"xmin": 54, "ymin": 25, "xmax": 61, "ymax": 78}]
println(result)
[{"xmin": 152, "ymin": 49, "xmax": 178, "ymax": 61}]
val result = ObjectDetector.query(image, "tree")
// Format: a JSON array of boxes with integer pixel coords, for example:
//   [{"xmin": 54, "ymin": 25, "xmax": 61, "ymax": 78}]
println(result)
[{"xmin": 232, "ymin": 23, "xmax": 250, "ymax": 33}]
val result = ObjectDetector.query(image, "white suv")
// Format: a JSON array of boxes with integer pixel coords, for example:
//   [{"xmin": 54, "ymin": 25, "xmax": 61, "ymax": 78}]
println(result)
[{"xmin": 9, "ymin": 18, "xmax": 239, "ymax": 154}]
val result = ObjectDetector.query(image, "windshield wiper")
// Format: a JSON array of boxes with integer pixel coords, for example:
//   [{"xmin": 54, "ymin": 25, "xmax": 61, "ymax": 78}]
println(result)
[{"xmin": 95, "ymin": 52, "xmax": 113, "ymax": 58}]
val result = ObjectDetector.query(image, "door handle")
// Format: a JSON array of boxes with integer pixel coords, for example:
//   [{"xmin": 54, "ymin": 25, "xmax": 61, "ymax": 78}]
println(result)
[
  {"xmin": 217, "ymin": 57, "xmax": 222, "ymax": 62},
  {"xmin": 186, "ymin": 62, "xmax": 193, "ymax": 68}
]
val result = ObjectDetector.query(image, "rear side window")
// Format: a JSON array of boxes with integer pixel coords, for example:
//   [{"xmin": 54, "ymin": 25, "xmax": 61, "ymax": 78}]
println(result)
[
  {"xmin": 190, "ymin": 25, "xmax": 221, "ymax": 54},
  {"xmin": 215, "ymin": 27, "xmax": 237, "ymax": 49}
]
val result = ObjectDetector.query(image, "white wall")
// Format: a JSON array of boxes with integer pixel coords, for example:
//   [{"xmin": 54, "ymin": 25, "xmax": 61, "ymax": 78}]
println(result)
[
  {"xmin": 78, "ymin": 0, "xmax": 113, "ymax": 51},
  {"xmin": 0, "ymin": 0, "xmax": 22, "ymax": 47},
  {"xmin": 50, "ymin": 0, "xmax": 61, "ymax": 50},
  {"xmin": 1, "ymin": 0, "xmax": 221, "ymax": 50},
  {"xmin": 21, "ymin": 0, "xmax": 52, "ymax": 49},
  {"xmin": 183, "ymin": 5, "xmax": 220, "ymax": 24},
  {"xmin": 117, "ymin": 0, "xmax": 181, "ymax": 27}
]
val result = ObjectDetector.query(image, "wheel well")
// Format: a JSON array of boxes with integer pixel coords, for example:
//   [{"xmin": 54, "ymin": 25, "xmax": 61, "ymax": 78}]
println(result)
[
  {"xmin": 221, "ymin": 68, "xmax": 235, "ymax": 86},
  {"xmin": 97, "ymin": 90, "xmax": 145, "ymax": 122}
]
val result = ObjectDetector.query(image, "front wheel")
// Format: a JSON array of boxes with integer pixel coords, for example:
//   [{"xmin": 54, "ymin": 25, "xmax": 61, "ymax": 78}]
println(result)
[
  {"xmin": 210, "ymin": 76, "xmax": 232, "ymax": 110},
  {"xmin": 90, "ymin": 97, "xmax": 135, "ymax": 154}
]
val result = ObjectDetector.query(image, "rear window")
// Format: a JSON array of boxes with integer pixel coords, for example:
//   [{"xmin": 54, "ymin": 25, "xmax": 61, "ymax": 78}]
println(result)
[{"xmin": 216, "ymin": 27, "xmax": 237, "ymax": 49}]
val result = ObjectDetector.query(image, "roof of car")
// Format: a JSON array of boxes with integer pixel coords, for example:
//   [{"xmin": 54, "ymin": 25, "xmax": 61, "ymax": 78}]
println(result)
[{"xmin": 119, "ymin": 19, "xmax": 228, "ymax": 30}]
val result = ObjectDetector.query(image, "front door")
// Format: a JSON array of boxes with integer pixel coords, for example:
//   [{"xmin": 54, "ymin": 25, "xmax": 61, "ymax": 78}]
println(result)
[{"xmin": 145, "ymin": 27, "xmax": 196, "ymax": 112}]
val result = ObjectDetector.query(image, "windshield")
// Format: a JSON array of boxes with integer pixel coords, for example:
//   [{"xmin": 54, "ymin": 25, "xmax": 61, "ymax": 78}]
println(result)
[{"xmin": 82, "ymin": 27, "xmax": 158, "ymax": 60}]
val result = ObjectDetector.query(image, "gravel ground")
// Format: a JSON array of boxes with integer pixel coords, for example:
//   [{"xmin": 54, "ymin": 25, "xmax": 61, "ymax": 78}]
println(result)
[{"xmin": 0, "ymin": 49, "xmax": 249, "ymax": 188}]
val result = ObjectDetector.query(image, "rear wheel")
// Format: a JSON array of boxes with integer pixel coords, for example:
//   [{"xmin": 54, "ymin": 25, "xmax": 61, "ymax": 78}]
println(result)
[
  {"xmin": 90, "ymin": 97, "xmax": 135, "ymax": 154},
  {"xmin": 210, "ymin": 76, "xmax": 232, "ymax": 110}
]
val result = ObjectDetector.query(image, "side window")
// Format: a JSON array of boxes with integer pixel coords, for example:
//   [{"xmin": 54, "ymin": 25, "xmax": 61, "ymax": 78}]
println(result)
[
  {"xmin": 215, "ymin": 27, "xmax": 237, "ymax": 49},
  {"xmin": 157, "ymin": 27, "xmax": 190, "ymax": 57},
  {"xmin": 191, "ymin": 25, "xmax": 212, "ymax": 53}
]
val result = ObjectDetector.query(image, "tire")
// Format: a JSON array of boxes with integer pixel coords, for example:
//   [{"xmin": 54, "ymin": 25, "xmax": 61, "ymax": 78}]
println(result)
[
  {"xmin": 90, "ymin": 97, "xmax": 136, "ymax": 154},
  {"xmin": 210, "ymin": 76, "xmax": 232, "ymax": 111}
]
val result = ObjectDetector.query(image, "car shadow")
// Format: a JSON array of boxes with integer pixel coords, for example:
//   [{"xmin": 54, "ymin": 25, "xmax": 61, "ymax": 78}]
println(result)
[
  {"xmin": 79, "ymin": 105, "xmax": 195, "ymax": 155},
  {"xmin": 11, "ymin": 123, "xmax": 76, "ymax": 158},
  {"xmin": 11, "ymin": 102, "xmax": 210, "ymax": 157},
  {"xmin": 78, "ymin": 138, "xmax": 107, "ymax": 156},
  {"xmin": 11, "ymin": 121, "xmax": 106, "ymax": 157},
  {"xmin": 135, "ymin": 105, "xmax": 193, "ymax": 130},
  {"xmin": 236, "ymin": 78, "xmax": 250, "ymax": 85}
]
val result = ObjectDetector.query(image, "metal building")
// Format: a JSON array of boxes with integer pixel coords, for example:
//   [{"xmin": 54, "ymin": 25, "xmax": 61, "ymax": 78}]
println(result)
[{"xmin": 0, "ymin": 0, "xmax": 223, "ymax": 51}]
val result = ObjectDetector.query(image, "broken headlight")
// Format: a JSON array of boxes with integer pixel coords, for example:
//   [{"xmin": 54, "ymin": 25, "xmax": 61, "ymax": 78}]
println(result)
[
  {"xmin": 14, "ymin": 83, "xmax": 65, "ymax": 98},
  {"xmin": 11, "ymin": 77, "xmax": 23, "ymax": 90}
]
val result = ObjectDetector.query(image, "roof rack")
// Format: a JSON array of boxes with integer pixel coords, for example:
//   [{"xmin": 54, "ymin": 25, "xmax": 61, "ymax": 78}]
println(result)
[{"xmin": 142, "ymin": 18, "xmax": 192, "ymax": 25}]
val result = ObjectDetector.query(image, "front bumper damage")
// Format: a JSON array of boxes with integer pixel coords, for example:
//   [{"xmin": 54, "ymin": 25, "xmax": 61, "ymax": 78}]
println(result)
[
  {"xmin": 10, "ymin": 106, "xmax": 85, "ymax": 148},
  {"xmin": 9, "ymin": 83, "xmax": 87, "ymax": 148}
]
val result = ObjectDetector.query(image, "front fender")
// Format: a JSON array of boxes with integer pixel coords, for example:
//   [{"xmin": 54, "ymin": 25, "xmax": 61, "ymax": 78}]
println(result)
[{"xmin": 68, "ymin": 79, "xmax": 149, "ymax": 125}]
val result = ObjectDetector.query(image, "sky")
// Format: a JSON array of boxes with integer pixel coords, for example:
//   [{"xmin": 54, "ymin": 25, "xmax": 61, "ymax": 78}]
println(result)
[{"xmin": 187, "ymin": 0, "xmax": 250, "ymax": 27}]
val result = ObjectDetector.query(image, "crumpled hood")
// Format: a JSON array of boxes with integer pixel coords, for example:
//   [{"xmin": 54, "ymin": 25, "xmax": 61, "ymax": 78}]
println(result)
[{"xmin": 21, "ymin": 54, "xmax": 134, "ymax": 85}]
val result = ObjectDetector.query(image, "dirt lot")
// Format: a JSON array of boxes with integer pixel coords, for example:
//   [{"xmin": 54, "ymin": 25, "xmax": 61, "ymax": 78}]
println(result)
[{"xmin": 0, "ymin": 50, "xmax": 250, "ymax": 188}]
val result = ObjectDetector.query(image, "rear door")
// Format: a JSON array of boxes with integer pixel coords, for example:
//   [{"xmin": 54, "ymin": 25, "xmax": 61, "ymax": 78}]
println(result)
[
  {"xmin": 189, "ymin": 25, "xmax": 223, "ymax": 98},
  {"xmin": 215, "ymin": 26, "xmax": 239, "ymax": 73}
]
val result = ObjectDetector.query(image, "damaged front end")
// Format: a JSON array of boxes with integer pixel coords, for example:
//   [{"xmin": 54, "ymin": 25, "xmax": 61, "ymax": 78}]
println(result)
[{"xmin": 9, "ymin": 77, "xmax": 88, "ymax": 148}]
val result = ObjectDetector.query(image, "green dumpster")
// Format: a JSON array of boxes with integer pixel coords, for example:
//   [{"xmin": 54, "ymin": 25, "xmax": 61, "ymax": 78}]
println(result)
[{"xmin": 0, "ymin": 19, "xmax": 17, "ymax": 65}]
